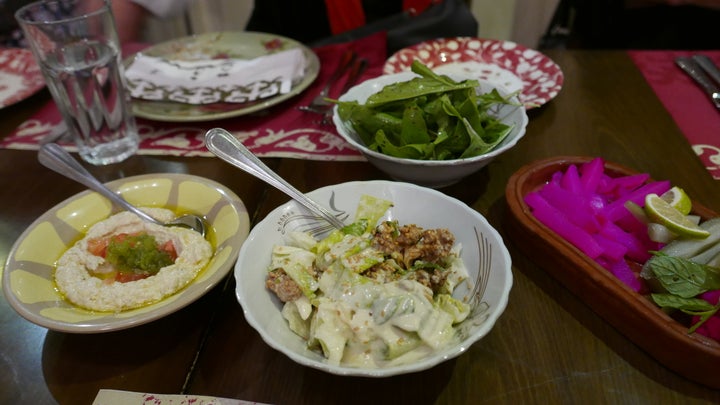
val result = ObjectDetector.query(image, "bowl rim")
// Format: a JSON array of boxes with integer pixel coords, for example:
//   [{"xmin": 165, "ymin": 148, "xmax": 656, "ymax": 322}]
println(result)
[
  {"xmin": 332, "ymin": 71, "xmax": 529, "ymax": 166},
  {"xmin": 235, "ymin": 179, "xmax": 513, "ymax": 377}
]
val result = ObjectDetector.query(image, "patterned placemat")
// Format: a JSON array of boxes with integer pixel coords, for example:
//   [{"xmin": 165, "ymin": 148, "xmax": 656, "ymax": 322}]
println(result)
[
  {"xmin": 1, "ymin": 32, "xmax": 389, "ymax": 161},
  {"xmin": 628, "ymin": 50, "xmax": 720, "ymax": 179}
]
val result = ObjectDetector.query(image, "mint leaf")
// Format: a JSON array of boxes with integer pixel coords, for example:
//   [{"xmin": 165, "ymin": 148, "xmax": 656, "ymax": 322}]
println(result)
[
  {"xmin": 650, "ymin": 293, "xmax": 715, "ymax": 312},
  {"xmin": 651, "ymin": 293, "xmax": 720, "ymax": 334},
  {"xmin": 645, "ymin": 255, "xmax": 720, "ymax": 298}
]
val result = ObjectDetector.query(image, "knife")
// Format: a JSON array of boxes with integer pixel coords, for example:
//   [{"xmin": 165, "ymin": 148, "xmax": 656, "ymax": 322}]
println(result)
[
  {"xmin": 675, "ymin": 56, "xmax": 720, "ymax": 110},
  {"xmin": 691, "ymin": 54, "xmax": 720, "ymax": 87}
]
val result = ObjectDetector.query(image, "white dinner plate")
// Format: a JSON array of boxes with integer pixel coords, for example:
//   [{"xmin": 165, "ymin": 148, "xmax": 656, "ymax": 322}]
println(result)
[{"xmin": 125, "ymin": 31, "xmax": 320, "ymax": 122}]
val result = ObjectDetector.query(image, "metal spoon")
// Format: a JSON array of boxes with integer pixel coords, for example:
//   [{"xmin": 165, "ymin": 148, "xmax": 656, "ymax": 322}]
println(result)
[
  {"xmin": 38, "ymin": 143, "xmax": 207, "ymax": 237},
  {"xmin": 204, "ymin": 128, "xmax": 346, "ymax": 229}
]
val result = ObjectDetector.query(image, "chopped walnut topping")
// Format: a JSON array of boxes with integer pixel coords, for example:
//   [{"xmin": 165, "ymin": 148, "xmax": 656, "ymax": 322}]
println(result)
[{"xmin": 266, "ymin": 269, "xmax": 303, "ymax": 302}]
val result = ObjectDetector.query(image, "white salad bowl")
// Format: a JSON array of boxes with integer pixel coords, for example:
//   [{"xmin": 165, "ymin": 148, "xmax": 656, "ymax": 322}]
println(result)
[
  {"xmin": 332, "ymin": 71, "xmax": 529, "ymax": 188},
  {"xmin": 234, "ymin": 180, "xmax": 512, "ymax": 377}
]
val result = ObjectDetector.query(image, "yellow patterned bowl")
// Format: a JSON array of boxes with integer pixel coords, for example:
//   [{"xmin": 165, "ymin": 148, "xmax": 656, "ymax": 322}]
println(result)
[{"xmin": 2, "ymin": 173, "xmax": 250, "ymax": 333}]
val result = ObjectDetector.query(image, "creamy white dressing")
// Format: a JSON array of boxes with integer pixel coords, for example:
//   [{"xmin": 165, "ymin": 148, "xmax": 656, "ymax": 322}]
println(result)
[{"xmin": 271, "ymin": 222, "xmax": 470, "ymax": 369}]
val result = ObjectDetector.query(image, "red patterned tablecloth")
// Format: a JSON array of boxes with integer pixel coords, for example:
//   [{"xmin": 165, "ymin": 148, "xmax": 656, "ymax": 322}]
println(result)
[
  {"xmin": 628, "ymin": 50, "xmax": 720, "ymax": 179},
  {"xmin": 0, "ymin": 33, "xmax": 389, "ymax": 161}
]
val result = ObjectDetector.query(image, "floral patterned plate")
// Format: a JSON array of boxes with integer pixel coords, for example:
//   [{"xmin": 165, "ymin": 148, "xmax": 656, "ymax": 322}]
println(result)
[
  {"xmin": 0, "ymin": 48, "xmax": 45, "ymax": 109},
  {"xmin": 384, "ymin": 37, "xmax": 564, "ymax": 109},
  {"xmin": 125, "ymin": 31, "xmax": 320, "ymax": 123}
]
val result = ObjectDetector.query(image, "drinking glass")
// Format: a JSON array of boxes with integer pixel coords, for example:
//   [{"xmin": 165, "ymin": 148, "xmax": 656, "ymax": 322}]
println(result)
[{"xmin": 15, "ymin": 0, "xmax": 139, "ymax": 165}]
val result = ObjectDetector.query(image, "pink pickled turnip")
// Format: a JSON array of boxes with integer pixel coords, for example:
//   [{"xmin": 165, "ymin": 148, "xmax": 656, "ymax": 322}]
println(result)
[
  {"xmin": 579, "ymin": 157, "xmax": 605, "ymax": 194},
  {"xmin": 593, "ymin": 233, "xmax": 628, "ymax": 262},
  {"xmin": 538, "ymin": 181, "xmax": 603, "ymax": 233},
  {"xmin": 599, "ymin": 172, "xmax": 651, "ymax": 199},
  {"xmin": 524, "ymin": 191, "xmax": 604, "ymax": 259},
  {"xmin": 599, "ymin": 222, "xmax": 653, "ymax": 263},
  {"xmin": 525, "ymin": 157, "xmax": 665, "ymax": 293},
  {"xmin": 597, "ymin": 257, "xmax": 643, "ymax": 292},
  {"xmin": 602, "ymin": 180, "xmax": 671, "ymax": 222},
  {"xmin": 560, "ymin": 164, "xmax": 583, "ymax": 195},
  {"xmin": 693, "ymin": 291, "xmax": 720, "ymax": 340}
]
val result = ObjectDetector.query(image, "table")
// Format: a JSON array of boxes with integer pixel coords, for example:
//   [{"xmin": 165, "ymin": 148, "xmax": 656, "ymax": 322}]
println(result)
[{"xmin": 1, "ymin": 50, "xmax": 719, "ymax": 405}]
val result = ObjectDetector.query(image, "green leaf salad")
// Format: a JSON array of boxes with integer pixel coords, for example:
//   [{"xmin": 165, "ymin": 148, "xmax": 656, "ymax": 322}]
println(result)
[
  {"xmin": 335, "ymin": 60, "xmax": 520, "ymax": 160},
  {"xmin": 265, "ymin": 194, "xmax": 471, "ymax": 368}
]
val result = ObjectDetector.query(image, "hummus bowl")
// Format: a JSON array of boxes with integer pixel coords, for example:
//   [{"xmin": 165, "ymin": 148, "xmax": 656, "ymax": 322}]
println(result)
[
  {"xmin": 2, "ymin": 173, "xmax": 250, "ymax": 333},
  {"xmin": 234, "ymin": 180, "xmax": 512, "ymax": 377}
]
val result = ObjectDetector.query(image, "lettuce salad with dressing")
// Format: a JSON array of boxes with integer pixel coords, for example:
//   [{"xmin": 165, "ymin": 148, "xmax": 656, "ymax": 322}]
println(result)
[{"xmin": 265, "ymin": 195, "xmax": 471, "ymax": 368}]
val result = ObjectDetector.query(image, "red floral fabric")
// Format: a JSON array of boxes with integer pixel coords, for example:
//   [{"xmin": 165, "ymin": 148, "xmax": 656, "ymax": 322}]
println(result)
[
  {"xmin": 0, "ymin": 32, "xmax": 389, "ymax": 161},
  {"xmin": 628, "ymin": 50, "xmax": 720, "ymax": 180}
]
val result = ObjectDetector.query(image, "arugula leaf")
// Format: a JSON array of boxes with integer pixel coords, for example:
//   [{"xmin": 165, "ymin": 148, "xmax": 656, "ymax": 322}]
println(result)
[
  {"xmin": 334, "ymin": 60, "xmax": 519, "ymax": 161},
  {"xmin": 364, "ymin": 61, "xmax": 479, "ymax": 107}
]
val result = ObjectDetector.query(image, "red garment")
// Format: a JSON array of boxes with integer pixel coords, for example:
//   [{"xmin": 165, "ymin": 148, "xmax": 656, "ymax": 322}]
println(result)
[{"xmin": 324, "ymin": 0, "xmax": 437, "ymax": 35}]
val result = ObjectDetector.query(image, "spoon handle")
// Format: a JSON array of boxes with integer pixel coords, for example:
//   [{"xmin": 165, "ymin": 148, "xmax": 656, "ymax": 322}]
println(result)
[
  {"xmin": 205, "ymin": 128, "xmax": 346, "ymax": 229},
  {"xmin": 38, "ymin": 143, "xmax": 161, "ymax": 225}
]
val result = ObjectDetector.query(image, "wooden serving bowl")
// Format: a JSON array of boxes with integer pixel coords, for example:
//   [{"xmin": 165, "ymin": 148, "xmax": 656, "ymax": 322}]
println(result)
[{"xmin": 504, "ymin": 156, "xmax": 720, "ymax": 389}]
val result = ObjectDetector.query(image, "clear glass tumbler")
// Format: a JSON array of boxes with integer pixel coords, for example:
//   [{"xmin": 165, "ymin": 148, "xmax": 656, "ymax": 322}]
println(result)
[{"xmin": 16, "ymin": 0, "xmax": 139, "ymax": 165}]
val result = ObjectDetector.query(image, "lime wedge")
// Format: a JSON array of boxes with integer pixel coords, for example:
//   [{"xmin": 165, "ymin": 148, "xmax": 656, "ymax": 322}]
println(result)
[
  {"xmin": 660, "ymin": 186, "xmax": 692, "ymax": 215},
  {"xmin": 644, "ymin": 194, "xmax": 709, "ymax": 239}
]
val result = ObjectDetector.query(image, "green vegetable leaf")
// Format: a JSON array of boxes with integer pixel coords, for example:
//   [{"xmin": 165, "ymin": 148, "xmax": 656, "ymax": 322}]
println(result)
[
  {"xmin": 340, "ymin": 219, "xmax": 367, "ymax": 236},
  {"xmin": 334, "ymin": 60, "xmax": 518, "ymax": 161},
  {"xmin": 365, "ymin": 61, "xmax": 479, "ymax": 107},
  {"xmin": 354, "ymin": 194, "xmax": 394, "ymax": 233},
  {"xmin": 651, "ymin": 293, "xmax": 720, "ymax": 334},
  {"xmin": 644, "ymin": 254, "xmax": 720, "ymax": 298},
  {"xmin": 651, "ymin": 293, "xmax": 716, "ymax": 312}
]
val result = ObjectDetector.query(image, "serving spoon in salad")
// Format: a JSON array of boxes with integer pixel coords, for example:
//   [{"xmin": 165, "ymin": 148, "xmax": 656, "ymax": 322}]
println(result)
[
  {"xmin": 38, "ymin": 143, "xmax": 208, "ymax": 237},
  {"xmin": 205, "ymin": 127, "xmax": 346, "ymax": 230}
]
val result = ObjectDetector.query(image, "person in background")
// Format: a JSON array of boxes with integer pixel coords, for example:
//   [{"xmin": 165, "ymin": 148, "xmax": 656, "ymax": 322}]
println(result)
[
  {"xmin": 0, "ymin": 0, "xmax": 190, "ymax": 47},
  {"xmin": 245, "ymin": 0, "xmax": 425, "ymax": 44},
  {"xmin": 245, "ymin": 0, "xmax": 478, "ymax": 54},
  {"xmin": 2, "ymin": 0, "xmax": 477, "ymax": 52},
  {"xmin": 541, "ymin": 0, "xmax": 720, "ymax": 49}
]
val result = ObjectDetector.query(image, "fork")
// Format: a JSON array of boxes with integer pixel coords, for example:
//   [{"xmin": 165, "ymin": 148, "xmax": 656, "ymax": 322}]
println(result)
[
  {"xmin": 298, "ymin": 50, "xmax": 357, "ymax": 114},
  {"xmin": 318, "ymin": 57, "xmax": 368, "ymax": 125}
]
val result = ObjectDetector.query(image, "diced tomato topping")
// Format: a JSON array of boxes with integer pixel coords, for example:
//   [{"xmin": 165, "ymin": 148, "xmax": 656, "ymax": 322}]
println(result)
[
  {"xmin": 115, "ymin": 271, "xmax": 150, "ymax": 283},
  {"xmin": 87, "ymin": 238, "xmax": 109, "ymax": 257},
  {"xmin": 160, "ymin": 240, "xmax": 178, "ymax": 261},
  {"xmin": 88, "ymin": 232, "xmax": 177, "ymax": 283}
]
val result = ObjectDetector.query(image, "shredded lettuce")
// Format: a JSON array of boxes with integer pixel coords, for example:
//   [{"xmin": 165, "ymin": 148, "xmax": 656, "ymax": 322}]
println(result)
[
  {"xmin": 269, "ymin": 193, "xmax": 470, "ymax": 367},
  {"xmin": 270, "ymin": 245, "xmax": 318, "ymax": 299}
]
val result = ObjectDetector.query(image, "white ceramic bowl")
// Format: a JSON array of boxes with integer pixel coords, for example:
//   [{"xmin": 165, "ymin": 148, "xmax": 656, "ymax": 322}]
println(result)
[
  {"xmin": 2, "ymin": 173, "xmax": 250, "ymax": 333},
  {"xmin": 332, "ymin": 71, "xmax": 529, "ymax": 188},
  {"xmin": 234, "ymin": 180, "xmax": 512, "ymax": 377}
]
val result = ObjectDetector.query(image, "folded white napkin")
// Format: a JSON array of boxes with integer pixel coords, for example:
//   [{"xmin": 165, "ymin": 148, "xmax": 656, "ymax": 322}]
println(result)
[{"xmin": 125, "ymin": 48, "xmax": 306, "ymax": 105}]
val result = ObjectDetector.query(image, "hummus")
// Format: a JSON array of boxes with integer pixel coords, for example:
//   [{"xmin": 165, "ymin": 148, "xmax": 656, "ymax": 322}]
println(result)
[{"xmin": 55, "ymin": 208, "xmax": 212, "ymax": 312}]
